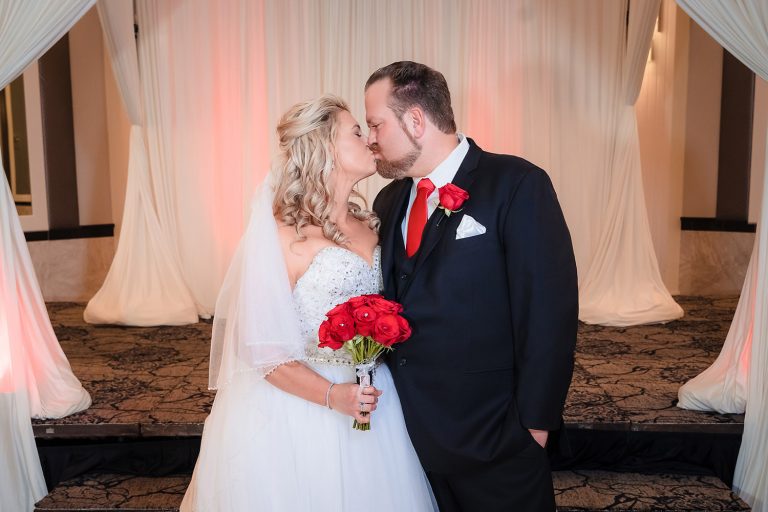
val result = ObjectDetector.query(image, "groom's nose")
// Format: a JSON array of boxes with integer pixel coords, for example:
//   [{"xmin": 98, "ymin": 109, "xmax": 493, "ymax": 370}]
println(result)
[{"xmin": 367, "ymin": 131, "xmax": 377, "ymax": 148}]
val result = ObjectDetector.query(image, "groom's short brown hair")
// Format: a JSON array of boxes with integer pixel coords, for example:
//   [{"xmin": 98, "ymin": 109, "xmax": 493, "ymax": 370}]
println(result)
[{"xmin": 366, "ymin": 61, "xmax": 457, "ymax": 134}]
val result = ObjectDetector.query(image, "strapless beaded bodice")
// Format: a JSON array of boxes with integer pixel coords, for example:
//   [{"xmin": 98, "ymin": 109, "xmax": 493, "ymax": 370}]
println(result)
[{"xmin": 293, "ymin": 246, "xmax": 382, "ymax": 364}]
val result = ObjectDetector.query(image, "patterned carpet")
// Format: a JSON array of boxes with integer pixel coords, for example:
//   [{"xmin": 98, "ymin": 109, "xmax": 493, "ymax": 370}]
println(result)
[
  {"xmin": 35, "ymin": 297, "xmax": 743, "ymax": 436},
  {"xmin": 35, "ymin": 303, "xmax": 214, "ymax": 436},
  {"xmin": 568, "ymin": 296, "xmax": 743, "ymax": 430},
  {"xmin": 36, "ymin": 470, "xmax": 751, "ymax": 511},
  {"xmin": 33, "ymin": 297, "xmax": 750, "ymax": 511}
]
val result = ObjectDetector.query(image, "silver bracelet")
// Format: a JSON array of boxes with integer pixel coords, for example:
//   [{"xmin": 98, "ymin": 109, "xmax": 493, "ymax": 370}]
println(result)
[{"xmin": 325, "ymin": 382, "xmax": 335, "ymax": 409}]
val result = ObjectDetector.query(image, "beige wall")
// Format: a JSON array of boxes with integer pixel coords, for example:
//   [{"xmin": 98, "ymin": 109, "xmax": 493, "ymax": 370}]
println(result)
[
  {"xmin": 18, "ymin": 62, "xmax": 49, "ymax": 232},
  {"xmin": 636, "ymin": 0, "xmax": 689, "ymax": 294},
  {"xmin": 750, "ymin": 77, "xmax": 767, "ymax": 225},
  {"xmin": 679, "ymin": 230, "xmax": 754, "ymax": 295},
  {"xmin": 28, "ymin": 237, "xmax": 114, "ymax": 301},
  {"xmin": 26, "ymin": 8, "xmax": 126, "ymax": 302},
  {"xmin": 682, "ymin": 21, "xmax": 722, "ymax": 219},
  {"xmin": 69, "ymin": 6, "xmax": 113, "ymax": 226}
]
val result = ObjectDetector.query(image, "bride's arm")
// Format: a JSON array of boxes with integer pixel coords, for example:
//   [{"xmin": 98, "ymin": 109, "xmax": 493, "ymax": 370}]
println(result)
[{"xmin": 266, "ymin": 361, "xmax": 382, "ymax": 423}]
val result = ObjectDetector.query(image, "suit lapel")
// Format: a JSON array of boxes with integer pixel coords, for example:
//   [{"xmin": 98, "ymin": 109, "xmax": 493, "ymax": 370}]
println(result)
[
  {"xmin": 398, "ymin": 141, "xmax": 482, "ymax": 300},
  {"xmin": 381, "ymin": 179, "xmax": 412, "ymax": 297}
]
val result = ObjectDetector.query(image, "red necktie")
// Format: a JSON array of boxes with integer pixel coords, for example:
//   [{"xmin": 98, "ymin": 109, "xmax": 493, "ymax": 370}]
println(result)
[{"xmin": 406, "ymin": 178, "xmax": 436, "ymax": 258}]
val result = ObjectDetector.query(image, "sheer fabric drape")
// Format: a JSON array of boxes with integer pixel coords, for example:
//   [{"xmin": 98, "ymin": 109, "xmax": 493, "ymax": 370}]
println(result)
[
  {"xmin": 84, "ymin": 0, "xmax": 198, "ymax": 325},
  {"xmin": 674, "ymin": 1, "xmax": 768, "ymax": 508},
  {"xmin": 0, "ymin": 2, "xmax": 95, "ymax": 508},
  {"xmin": 0, "ymin": 179, "xmax": 92, "ymax": 420},
  {"xmin": 93, "ymin": 0, "xmax": 680, "ymax": 327},
  {"xmin": 451, "ymin": 0, "xmax": 679, "ymax": 325},
  {"xmin": 0, "ymin": 0, "xmax": 95, "ymax": 86},
  {"xmin": 87, "ymin": 0, "xmax": 271, "ymax": 322},
  {"xmin": 264, "ymin": 0, "xmax": 679, "ymax": 328}
]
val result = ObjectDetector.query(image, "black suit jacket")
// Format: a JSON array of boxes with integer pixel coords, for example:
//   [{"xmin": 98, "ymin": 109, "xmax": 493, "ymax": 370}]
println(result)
[{"xmin": 373, "ymin": 139, "xmax": 578, "ymax": 475}]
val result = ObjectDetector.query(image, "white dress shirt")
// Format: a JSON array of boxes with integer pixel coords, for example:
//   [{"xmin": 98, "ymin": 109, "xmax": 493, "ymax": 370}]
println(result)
[{"xmin": 401, "ymin": 134, "xmax": 470, "ymax": 242}]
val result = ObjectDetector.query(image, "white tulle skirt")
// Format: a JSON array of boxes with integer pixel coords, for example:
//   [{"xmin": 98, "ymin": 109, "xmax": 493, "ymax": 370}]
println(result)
[{"xmin": 181, "ymin": 362, "xmax": 436, "ymax": 511}]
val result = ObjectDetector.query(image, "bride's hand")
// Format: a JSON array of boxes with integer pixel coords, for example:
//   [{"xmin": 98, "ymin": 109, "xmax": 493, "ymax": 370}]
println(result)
[{"xmin": 329, "ymin": 384, "xmax": 383, "ymax": 423}]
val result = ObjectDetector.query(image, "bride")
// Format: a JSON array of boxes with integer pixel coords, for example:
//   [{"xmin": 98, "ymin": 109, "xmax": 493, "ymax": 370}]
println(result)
[{"xmin": 181, "ymin": 95, "xmax": 436, "ymax": 511}]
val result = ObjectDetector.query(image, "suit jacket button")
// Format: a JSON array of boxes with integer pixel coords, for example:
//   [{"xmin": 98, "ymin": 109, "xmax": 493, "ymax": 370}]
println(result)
[
  {"xmin": 400, "ymin": 273, "xmax": 408, "ymax": 280},
  {"xmin": 399, "ymin": 358, "xmax": 407, "ymax": 366}
]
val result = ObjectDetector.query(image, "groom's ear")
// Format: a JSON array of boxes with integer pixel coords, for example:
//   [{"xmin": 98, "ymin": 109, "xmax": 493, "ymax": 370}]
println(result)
[{"xmin": 406, "ymin": 107, "xmax": 426, "ymax": 139}]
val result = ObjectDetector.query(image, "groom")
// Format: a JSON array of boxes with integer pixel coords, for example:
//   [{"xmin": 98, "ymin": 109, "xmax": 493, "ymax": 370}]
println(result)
[{"xmin": 367, "ymin": 61, "xmax": 578, "ymax": 511}]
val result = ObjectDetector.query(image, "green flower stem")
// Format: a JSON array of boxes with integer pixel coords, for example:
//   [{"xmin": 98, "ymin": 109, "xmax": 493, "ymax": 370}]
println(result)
[
  {"xmin": 342, "ymin": 337, "xmax": 395, "ymax": 431},
  {"xmin": 352, "ymin": 419, "xmax": 370, "ymax": 431}
]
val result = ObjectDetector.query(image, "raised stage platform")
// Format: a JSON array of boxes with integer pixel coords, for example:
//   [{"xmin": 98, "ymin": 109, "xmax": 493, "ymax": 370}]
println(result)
[{"xmin": 33, "ymin": 297, "xmax": 749, "ymax": 511}]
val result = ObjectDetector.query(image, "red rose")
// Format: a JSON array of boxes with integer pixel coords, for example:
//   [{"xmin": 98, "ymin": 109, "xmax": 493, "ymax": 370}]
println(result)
[
  {"xmin": 346, "ymin": 296, "xmax": 371, "ymax": 309},
  {"xmin": 368, "ymin": 296, "xmax": 403, "ymax": 315},
  {"xmin": 318, "ymin": 320, "xmax": 344, "ymax": 350},
  {"xmin": 373, "ymin": 314, "xmax": 401, "ymax": 346},
  {"xmin": 329, "ymin": 312, "xmax": 356, "ymax": 342},
  {"xmin": 352, "ymin": 305, "xmax": 378, "ymax": 336},
  {"xmin": 394, "ymin": 315, "xmax": 412, "ymax": 344},
  {"xmin": 327, "ymin": 302, "xmax": 352, "ymax": 316},
  {"xmin": 438, "ymin": 183, "xmax": 469, "ymax": 211}
]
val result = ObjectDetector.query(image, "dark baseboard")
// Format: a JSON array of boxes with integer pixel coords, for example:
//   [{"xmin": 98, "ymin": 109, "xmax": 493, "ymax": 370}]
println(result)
[
  {"xmin": 25, "ymin": 224, "xmax": 114, "ymax": 241},
  {"xmin": 680, "ymin": 217, "xmax": 756, "ymax": 233}
]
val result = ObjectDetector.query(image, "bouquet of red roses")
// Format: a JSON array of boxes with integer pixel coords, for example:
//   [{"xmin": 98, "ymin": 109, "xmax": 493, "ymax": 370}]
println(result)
[{"xmin": 318, "ymin": 294, "xmax": 411, "ymax": 430}]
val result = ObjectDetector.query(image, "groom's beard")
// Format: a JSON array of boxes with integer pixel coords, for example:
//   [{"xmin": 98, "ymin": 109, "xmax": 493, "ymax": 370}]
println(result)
[
  {"xmin": 375, "ymin": 148, "xmax": 420, "ymax": 180},
  {"xmin": 373, "ymin": 126, "xmax": 422, "ymax": 180}
]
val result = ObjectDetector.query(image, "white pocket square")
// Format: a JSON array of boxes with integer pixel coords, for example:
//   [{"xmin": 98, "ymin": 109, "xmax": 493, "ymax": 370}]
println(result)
[{"xmin": 455, "ymin": 214, "xmax": 486, "ymax": 240}]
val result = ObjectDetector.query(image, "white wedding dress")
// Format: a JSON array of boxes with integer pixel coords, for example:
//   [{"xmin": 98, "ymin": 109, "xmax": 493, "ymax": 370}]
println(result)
[{"xmin": 181, "ymin": 245, "xmax": 436, "ymax": 511}]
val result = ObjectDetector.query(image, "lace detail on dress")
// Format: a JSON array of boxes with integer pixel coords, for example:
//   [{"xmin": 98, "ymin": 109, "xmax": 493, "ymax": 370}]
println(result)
[{"xmin": 293, "ymin": 246, "xmax": 382, "ymax": 365}]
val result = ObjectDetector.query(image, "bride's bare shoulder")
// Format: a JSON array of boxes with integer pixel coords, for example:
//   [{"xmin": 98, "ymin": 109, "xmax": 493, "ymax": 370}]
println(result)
[
  {"xmin": 276, "ymin": 222, "xmax": 326, "ymax": 252},
  {"xmin": 275, "ymin": 221, "xmax": 331, "ymax": 286}
]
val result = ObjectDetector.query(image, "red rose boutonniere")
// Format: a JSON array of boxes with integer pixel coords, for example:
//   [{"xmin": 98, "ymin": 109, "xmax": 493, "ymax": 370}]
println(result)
[{"xmin": 437, "ymin": 183, "xmax": 469, "ymax": 217}]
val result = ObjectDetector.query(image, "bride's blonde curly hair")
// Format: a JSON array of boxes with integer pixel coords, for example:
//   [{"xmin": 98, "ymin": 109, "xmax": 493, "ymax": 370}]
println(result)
[{"xmin": 273, "ymin": 94, "xmax": 380, "ymax": 245}]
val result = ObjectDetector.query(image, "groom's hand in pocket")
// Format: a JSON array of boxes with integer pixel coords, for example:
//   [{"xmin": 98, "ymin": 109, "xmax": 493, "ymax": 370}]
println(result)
[{"xmin": 529, "ymin": 429, "xmax": 549, "ymax": 448}]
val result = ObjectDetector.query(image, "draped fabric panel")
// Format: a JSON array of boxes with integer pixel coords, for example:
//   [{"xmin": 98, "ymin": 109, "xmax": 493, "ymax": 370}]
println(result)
[
  {"xmin": 0, "ymin": 183, "xmax": 92, "ymax": 420},
  {"xmin": 625, "ymin": 0, "xmax": 662, "ymax": 105},
  {"xmin": 0, "ymin": 1, "xmax": 95, "ymax": 508},
  {"xmin": 136, "ymin": 0, "xmax": 272, "ymax": 317},
  {"xmin": 87, "ymin": 0, "xmax": 273, "ymax": 321},
  {"xmin": 94, "ymin": 0, "xmax": 680, "ymax": 327},
  {"xmin": 264, "ymin": 0, "xmax": 465, "ymax": 203},
  {"xmin": 0, "ymin": 0, "xmax": 96, "ymax": 86},
  {"xmin": 677, "ymin": 1, "xmax": 768, "ymax": 80},
  {"xmin": 83, "ymin": 0, "xmax": 198, "ymax": 325},
  {"xmin": 674, "ymin": 2, "xmax": 768, "ymax": 508},
  {"xmin": 678, "ymin": 243, "xmax": 754, "ymax": 415},
  {"xmin": 509, "ymin": 0, "xmax": 681, "ymax": 326}
]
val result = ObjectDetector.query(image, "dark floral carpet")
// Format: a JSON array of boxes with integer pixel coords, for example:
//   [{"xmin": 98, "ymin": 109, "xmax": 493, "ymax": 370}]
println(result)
[
  {"xmin": 33, "ymin": 298, "xmax": 750, "ymax": 511},
  {"xmin": 36, "ymin": 297, "xmax": 743, "ymax": 436}
]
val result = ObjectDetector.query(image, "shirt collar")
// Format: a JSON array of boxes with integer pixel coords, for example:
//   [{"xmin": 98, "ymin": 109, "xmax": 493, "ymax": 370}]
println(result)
[{"xmin": 413, "ymin": 133, "xmax": 469, "ymax": 190}]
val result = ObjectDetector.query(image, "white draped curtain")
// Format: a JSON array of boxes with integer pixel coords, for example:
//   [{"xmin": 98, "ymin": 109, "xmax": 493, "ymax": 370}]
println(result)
[
  {"xmin": 4, "ymin": 0, "xmax": 755, "ymax": 508},
  {"xmin": 510, "ymin": 0, "xmax": 682, "ymax": 326},
  {"xmin": 87, "ymin": 0, "xmax": 273, "ymax": 322},
  {"xmin": 267, "ymin": 0, "xmax": 682, "ymax": 328},
  {"xmin": 0, "ymin": 1, "xmax": 95, "ymax": 509},
  {"xmin": 674, "ymin": 1, "xmax": 768, "ymax": 509},
  {"xmin": 84, "ymin": 0, "xmax": 198, "ymax": 325},
  {"xmin": 89, "ymin": 0, "xmax": 680, "ymax": 328}
]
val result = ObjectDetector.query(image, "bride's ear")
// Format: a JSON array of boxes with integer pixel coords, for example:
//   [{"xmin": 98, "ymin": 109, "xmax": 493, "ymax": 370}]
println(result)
[{"xmin": 329, "ymin": 141, "xmax": 338, "ymax": 171}]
